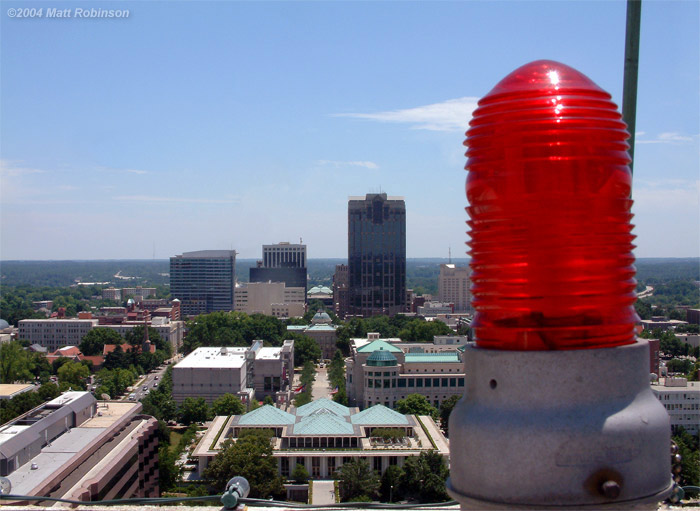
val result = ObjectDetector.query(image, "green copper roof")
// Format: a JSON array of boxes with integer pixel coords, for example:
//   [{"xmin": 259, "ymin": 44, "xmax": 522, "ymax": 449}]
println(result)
[
  {"xmin": 307, "ymin": 325, "xmax": 337, "ymax": 332},
  {"xmin": 238, "ymin": 405, "xmax": 296, "ymax": 425},
  {"xmin": 404, "ymin": 353, "xmax": 461, "ymax": 363},
  {"xmin": 295, "ymin": 397, "xmax": 350, "ymax": 417},
  {"xmin": 308, "ymin": 286, "xmax": 332, "ymax": 295},
  {"xmin": 286, "ymin": 325, "xmax": 307, "ymax": 331},
  {"xmin": 367, "ymin": 350, "xmax": 398, "ymax": 366},
  {"xmin": 357, "ymin": 340, "xmax": 401, "ymax": 353},
  {"xmin": 291, "ymin": 408, "xmax": 355, "ymax": 436},
  {"xmin": 350, "ymin": 404, "xmax": 409, "ymax": 425}
]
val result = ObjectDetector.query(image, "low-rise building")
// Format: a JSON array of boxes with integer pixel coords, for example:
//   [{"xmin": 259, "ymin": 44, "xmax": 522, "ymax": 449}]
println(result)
[
  {"xmin": 675, "ymin": 333, "xmax": 700, "ymax": 349},
  {"xmin": 0, "ymin": 384, "xmax": 36, "ymax": 401},
  {"xmin": 650, "ymin": 378, "xmax": 700, "ymax": 435},
  {"xmin": 193, "ymin": 398, "xmax": 448, "ymax": 480},
  {"xmin": 1, "ymin": 391, "xmax": 159, "ymax": 501},
  {"xmin": 640, "ymin": 317, "xmax": 689, "ymax": 331},
  {"xmin": 172, "ymin": 340, "xmax": 294, "ymax": 405},
  {"xmin": 102, "ymin": 288, "xmax": 122, "ymax": 301},
  {"xmin": 235, "ymin": 281, "xmax": 305, "ymax": 318},
  {"xmin": 122, "ymin": 287, "xmax": 156, "ymax": 299},
  {"xmin": 18, "ymin": 319, "xmax": 99, "ymax": 351},
  {"xmin": 346, "ymin": 334, "xmax": 466, "ymax": 409},
  {"xmin": 286, "ymin": 312, "xmax": 339, "ymax": 359},
  {"xmin": 101, "ymin": 317, "xmax": 184, "ymax": 354}
]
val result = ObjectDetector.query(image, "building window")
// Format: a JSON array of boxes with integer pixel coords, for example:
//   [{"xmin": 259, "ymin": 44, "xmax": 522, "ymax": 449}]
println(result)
[
  {"xmin": 398, "ymin": 379, "xmax": 406, "ymax": 388},
  {"xmin": 458, "ymin": 378, "xmax": 465, "ymax": 387},
  {"xmin": 433, "ymin": 378, "xmax": 440, "ymax": 387},
  {"xmin": 281, "ymin": 457, "xmax": 290, "ymax": 477},
  {"xmin": 417, "ymin": 378, "xmax": 423, "ymax": 388},
  {"xmin": 450, "ymin": 378, "xmax": 457, "ymax": 387},
  {"xmin": 312, "ymin": 457, "xmax": 320, "ymax": 477},
  {"xmin": 442, "ymin": 378, "xmax": 448, "ymax": 387},
  {"xmin": 408, "ymin": 378, "xmax": 414, "ymax": 387},
  {"xmin": 425, "ymin": 379, "xmax": 432, "ymax": 388},
  {"xmin": 373, "ymin": 457, "xmax": 382, "ymax": 472}
]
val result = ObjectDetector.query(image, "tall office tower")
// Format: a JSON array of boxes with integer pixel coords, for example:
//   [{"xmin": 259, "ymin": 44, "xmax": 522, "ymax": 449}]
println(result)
[
  {"xmin": 348, "ymin": 193, "xmax": 406, "ymax": 317},
  {"xmin": 438, "ymin": 263, "xmax": 472, "ymax": 312},
  {"xmin": 249, "ymin": 242, "xmax": 307, "ymax": 290},
  {"xmin": 333, "ymin": 264, "xmax": 349, "ymax": 318},
  {"xmin": 170, "ymin": 250, "xmax": 236, "ymax": 317}
]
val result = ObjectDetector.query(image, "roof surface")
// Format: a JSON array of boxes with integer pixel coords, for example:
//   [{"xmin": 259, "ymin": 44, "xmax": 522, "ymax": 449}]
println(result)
[
  {"xmin": 175, "ymin": 347, "xmax": 247, "ymax": 369},
  {"xmin": 357, "ymin": 340, "xmax": 402, "ymax": 354},
  {"xmin": 291, "ymin": 408, "xmax": 354, "ymax": 436},
  {"xmin": 350, "ymin": 404, "xmax": 409, "ymax": 425},
  {"xmin": 295, "ymin": 397, "xmax": 350, "ymax": 417},
  {"xmin": 308, "ymin": 287, "xmax": 332, "ymax": 295},
  {"xmin": 404, "ymin": 353, "xmax": 460, "ymax": 363},
  {"xmin": 238, "ymin": 405, "xmax": 296, "ymax": 425},
  {"xmin": 367, "ymin": 350, "xmax": 398, "ymax": 366}
]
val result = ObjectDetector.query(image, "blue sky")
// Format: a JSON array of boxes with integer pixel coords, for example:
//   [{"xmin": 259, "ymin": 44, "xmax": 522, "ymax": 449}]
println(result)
[{"xmin": 1, "ymin": 1, "xmax": 698, "ymax": 260}]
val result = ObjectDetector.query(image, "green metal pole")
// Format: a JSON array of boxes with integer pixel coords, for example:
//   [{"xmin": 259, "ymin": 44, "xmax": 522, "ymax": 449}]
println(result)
[{"xmin": 622, "ymin": 0, "xmax": 642, "ymax": 176}]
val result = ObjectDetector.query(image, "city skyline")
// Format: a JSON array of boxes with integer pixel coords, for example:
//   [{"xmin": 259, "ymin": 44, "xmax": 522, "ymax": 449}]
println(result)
[{"xmin": 1, "ymin": 1, "xmax": 698, "ymax": 260}]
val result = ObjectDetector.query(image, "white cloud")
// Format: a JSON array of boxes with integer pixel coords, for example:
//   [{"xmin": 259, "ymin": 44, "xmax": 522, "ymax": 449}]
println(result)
[
  {"xmin": 636, "ymin": 132, "xmax": 695, "ymax": 144},
  {"xmin": 113, "ymin": 195, "xmax": 237, "ymax": 204},
  {"xmin": 317, "ymin": 160, "xmax": 379, "ymax": 170},
  {"xmin": 0, "ymin": 159, "xmax": 46, "ymax": 177},
  {"xmin": 334, "ymin": 97, "xmax": 479, "ymax": 132}
]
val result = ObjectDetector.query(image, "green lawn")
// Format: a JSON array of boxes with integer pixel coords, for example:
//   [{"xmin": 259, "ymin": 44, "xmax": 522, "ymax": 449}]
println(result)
[{"xmin": 169, "ymin": 430, "xmax": 183, "ymax": 454}]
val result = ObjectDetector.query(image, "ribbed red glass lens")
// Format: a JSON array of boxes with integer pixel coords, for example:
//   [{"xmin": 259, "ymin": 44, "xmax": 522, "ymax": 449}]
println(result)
[{"xmin": 465, "ymin": 60, "xmax": 638, "ymax": 350}]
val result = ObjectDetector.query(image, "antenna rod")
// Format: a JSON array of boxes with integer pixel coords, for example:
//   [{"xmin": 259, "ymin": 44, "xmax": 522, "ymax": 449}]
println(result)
[{"xmin": 622, "ymin": 0, "xmax": 642, "ymax": 177}]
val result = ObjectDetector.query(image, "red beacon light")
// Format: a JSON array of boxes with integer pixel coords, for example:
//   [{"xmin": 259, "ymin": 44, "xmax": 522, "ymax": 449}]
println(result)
[
  {"xmin": 465, "ymin": 60, "xmax": 637, "ymax": 351},
  {"xmin": 448, "ymin": 61, "xmax": 673, "ymax": 509}
]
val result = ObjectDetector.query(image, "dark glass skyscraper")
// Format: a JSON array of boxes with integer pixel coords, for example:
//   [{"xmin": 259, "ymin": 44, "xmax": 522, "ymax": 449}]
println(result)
[
  {"xmin": 170, "ymin": 250, "xmax": 236, "ymax": 316},
  {"xmin": 348, "ymin": 193, "xmax": 406, "ymax": 317}
]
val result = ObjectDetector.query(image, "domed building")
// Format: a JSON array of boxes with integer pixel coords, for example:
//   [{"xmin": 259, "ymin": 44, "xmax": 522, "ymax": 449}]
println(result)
[
  {"xmin": 307, "ymin": 285, "xmax": 333, "ymax": 307},
  {"xmin": 346, "ymin": 334, "xmax": 467, "ymax": 409},
  {"xmin": 286, "ymin": 310, "xmax": 339, "ymax": 360}
]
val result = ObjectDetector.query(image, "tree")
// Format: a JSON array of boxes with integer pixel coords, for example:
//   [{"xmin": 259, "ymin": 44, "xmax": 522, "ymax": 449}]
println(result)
[
  {"xmin": 291, "ymin": 463, "xmax": 309, "ymax": 484},
  {"xmin": 395, "ymin": 394, "xmax": 438, "ymax": 420},
  {"xmin": 204, "ymin": 430, "xmax": 284, "ymax": 498},
  {"xmin": 294, "ymin": 391, "xmax": 312, "ymax": 407},
  {"xmin": 57, "ymin": 360, "xmax": 89, "ymax": 390},
  {"xmin": 292, "ymin": 335, "xmax": 321, "ymax": 367},
  {"xmin": 400, "ymin": 450, "xmax": 450, "ymax": 502},
  {"xmin": 179, "ymin": 397, "xmax": 210, "ymax": 425},
  {"xmin": 124, "ymin": 325, "xmax": 171, "ymax": 357},
  {"xmin": 439, "ymin": 395, "xmax": 461, "ymax": 436},
  {"xmin": 37, "ymin": 382, "xmax": 60, "ymax": 401},
  {"xmin": 380, "ymin": 465, "xmax": 404, "ymax": 502},
  {"xmin": 338, "ymin": 458, "xmax": 379, "ymax": 502},
  {"xmin": 673, "ymin": 427, "xmax": 699, "ymax": 487},
  {"xmin": 158, "ymin": 446, "xmax": 180, "ymax": 491},
  {"xmin": 263, "ymin": 395, "xmax": 275, "ymax": 406},
  {"xmin": 0, "ymin": 342, "xmax": 35, "ymax": 383},
  {"xmin": 79, "ymin": 327, "xmax": 123, "ymax": 355},
  {"xmin": 666, "ymin": 358, "xmax": 692, "ymax": 375},
  {"xmin": 103, "ymin": 345, "xmax": 129, "ymax": 370},
  {"xmin": 397, "ymin": 319, "xmax": 452, "ymax": 343},
  {"xmin": 211, "ymin": 393, "xmax": 246, "ymax": 416}
]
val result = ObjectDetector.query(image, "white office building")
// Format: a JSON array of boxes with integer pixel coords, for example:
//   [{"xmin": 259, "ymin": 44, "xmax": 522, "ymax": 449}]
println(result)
[{"xmin": 651, "ymin": 378, "xmax": 700, "ymax": 435}]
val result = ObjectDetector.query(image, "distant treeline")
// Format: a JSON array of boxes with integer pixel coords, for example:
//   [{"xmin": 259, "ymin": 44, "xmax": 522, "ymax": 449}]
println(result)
[
  {"xmin": 0, "ymin": 257, "xmax": 470, "ymax": 293},
  {"xmin": 2, "ymin": 258, "xmax": 696, "ymax": 298}
]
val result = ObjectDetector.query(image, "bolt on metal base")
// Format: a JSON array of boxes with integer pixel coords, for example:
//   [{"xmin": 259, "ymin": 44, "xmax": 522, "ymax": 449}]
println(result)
[{"xmin": 447, "ymin": 340, "xmax": 673, "ymax": 510}]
